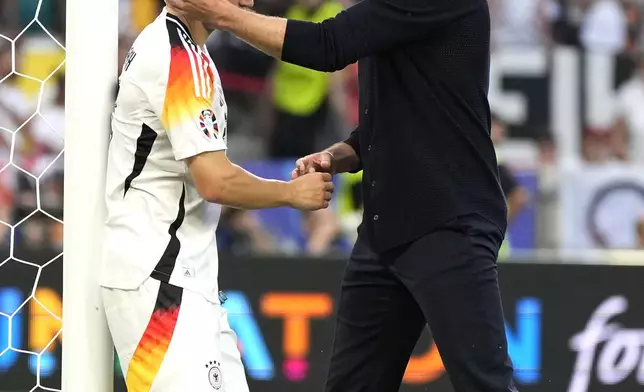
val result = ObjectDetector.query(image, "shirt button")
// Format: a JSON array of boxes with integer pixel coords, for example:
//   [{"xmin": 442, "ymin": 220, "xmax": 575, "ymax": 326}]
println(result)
[
  {"xmin": 367, "ymin": 144, "xmax": 372, "ymax": 151},
  {"xmin": 364, "ymin": 108, "xmax": 369, "ymax": 114},
  {"xmin": 373, "ymin": 215, "xmax": 379, "ymax": 221},
  {"xmin": 371, "ymin": 181, "xmax": 376, "ymax": 187}
]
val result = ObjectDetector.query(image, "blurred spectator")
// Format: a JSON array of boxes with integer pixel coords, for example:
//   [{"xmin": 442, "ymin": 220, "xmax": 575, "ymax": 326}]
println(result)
[
  {"xmin": 127, "ymin": 0, "xmax": 163, "ymax": 34},
  {"xmin": 267, "ymin": 0, "xmax": 348, "ymax": 158},
  {"xmin": 535, "ymin": 130, "xmax": 560, "ymax": 249},
  {"xmin": 33, "ymin": 75, "xmax": 65, "ymax": 155},
  {"xmin": 637, "ymin": 215, "xmax": 644, "ymax": 248},
  {"xmin": 490, "ymin": 0, "xmax": 556, "ymax": 49},
  {"xmin": 579, "ymin": 0, "xmax": 628, "ymax": 54},
  {"xmin": 0, "ymin": 40, "xmax": 39, "ymax": 220},
  {"xmin": 0, "ymin": 2, "xmax": 18, "ymax": 37},
  {"xmin": 50, "ymin": 219, "xmax": 63, "ymax": 250},
  {"xmin": 20, "ymin": 217, "xmax": 47, "ymax": 248},
  {"xmin": 217, "ymin": 207, "xmax": 277, "ymax": 256},
  {"xmin": 40, "ymin": 171, "xmax": 64, "ymax": 221},
  {"xmin": 20, "ymin": 0, "xmax": 64, "ymax": 35},
  {"xmin": 492, "ymin": 114, "xmax": 529, "ymax": 259},
  {"xmin": 623, "ymin": 0, "xmax": 644, "ymax": 52},
  {"xmin": 1, "ymin": 0, "xmax": 64, "ymax": 36},
  {"xmin": 492, "ymin": 115, "xmax": 530, "ymax": 221},
  {"xmin": 337, "ymin": 171, "xmax": 362, "ymax": 243},
  {"xmin": 537, "ymin": 130, "xmax": 557, "ymax": 169},
  {"xmin": 0, "ymin": 41, "xmax": 14, "ymax": 175},
  {"xmin": 550, "ymin": 0, "xmax": 583, "ymax": 46},
  {"xmin": 0, "ymin": 186, "xmax": 11, "ymax": 245},
  {"xmin": 582, "ymin": 128, "xmax": 615, "ymax": 162},
  {"xmin": 302, "ymin": 209, "xmax": 346, "ymax": 256},
  {"xmin": 119, "ymin": 0, "xmax": 169, "ymax": 35},
  {"xmin": 0, "ymin": 41, "xmax": 36, "ymax": 153},
  {"xmin": 622, "ymin": 0, "xmax": 644, "ymax": 53},
  {"xmin": 498, "ymin": 166, "xmax": 529, "ymax": 225},
  {"xmin": 206, "ymin": 31, "xmax": 274, "ymax": 160},
  {"xmin": 612, "ymin": 50, "xmax": 644, "ymax": 163}
]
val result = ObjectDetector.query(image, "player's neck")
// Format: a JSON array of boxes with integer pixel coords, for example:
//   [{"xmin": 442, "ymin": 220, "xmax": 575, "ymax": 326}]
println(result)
[
  {"xmin": 166, "ymin": 8, "xmax": 209, "ymax": 46},
  {"xmin": 188, "ymin": 23, "xmax": 210, "ymax": 46}
]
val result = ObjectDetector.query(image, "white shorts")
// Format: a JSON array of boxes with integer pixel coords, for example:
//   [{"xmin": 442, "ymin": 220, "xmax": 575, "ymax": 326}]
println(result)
[{"xmin": 102, "ymin": 277, "xmax": 249, "ymax": 392}]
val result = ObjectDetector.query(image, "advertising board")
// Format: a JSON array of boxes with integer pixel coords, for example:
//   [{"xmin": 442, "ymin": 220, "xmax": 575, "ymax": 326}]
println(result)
[{"xmin": 1, "ymin": 249, "xmax": 644, "ymax": 391}]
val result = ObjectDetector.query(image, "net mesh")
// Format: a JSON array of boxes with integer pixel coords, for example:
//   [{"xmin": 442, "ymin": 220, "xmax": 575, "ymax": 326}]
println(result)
[{"xmin": 0, "ymin": 0, "xmax": 66, "ymax": 390}]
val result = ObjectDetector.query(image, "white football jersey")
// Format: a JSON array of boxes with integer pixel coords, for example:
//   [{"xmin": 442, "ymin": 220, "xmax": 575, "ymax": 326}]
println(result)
[{"xmin": 100, "ymin": 9, "xmax": 228, "ymax": 304}]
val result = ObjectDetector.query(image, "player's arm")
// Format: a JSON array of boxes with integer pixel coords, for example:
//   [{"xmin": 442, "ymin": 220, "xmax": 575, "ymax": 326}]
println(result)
[
  {"xmin": 186, "ymin": 150, "xmax": 331, "ymax": 210},
  {"xmin": 188, "ymin": 151, "xmax": 288, "ymax": 208},
  {"xmin": 188, "ymin": 0, "xmax": 481, "ymax": 72},
  {"xmin": 166, "ymin": 110, "xmax": 334, "ymax": 210},
  {"xmin": 148, "ymin": 44, "xmax": 332, "ymax": 210}
]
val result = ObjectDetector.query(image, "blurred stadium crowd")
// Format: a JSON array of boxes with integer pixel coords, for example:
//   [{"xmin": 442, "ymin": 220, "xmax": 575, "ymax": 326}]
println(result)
[{"xmin": 1, "ymin": 0, "xmax": 644, "ymax": 257}]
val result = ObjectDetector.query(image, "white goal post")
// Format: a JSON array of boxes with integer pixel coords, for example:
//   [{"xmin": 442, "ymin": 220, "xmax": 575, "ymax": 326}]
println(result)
[{"xmin": 62, "ymin": 0, "xmax": 118, "ymax": 391}]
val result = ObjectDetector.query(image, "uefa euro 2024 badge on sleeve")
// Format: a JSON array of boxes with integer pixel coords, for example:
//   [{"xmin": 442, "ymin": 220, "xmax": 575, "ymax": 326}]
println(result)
[{"xmin": 199, "ymin": 109, "xmax": 218, "ymax": 140}]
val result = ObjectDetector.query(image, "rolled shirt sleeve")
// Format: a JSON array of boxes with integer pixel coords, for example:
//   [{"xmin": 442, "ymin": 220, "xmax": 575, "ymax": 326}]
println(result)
[{"xmin": 343, "ymin": 126, "xmax": 362, "ymax": 173}]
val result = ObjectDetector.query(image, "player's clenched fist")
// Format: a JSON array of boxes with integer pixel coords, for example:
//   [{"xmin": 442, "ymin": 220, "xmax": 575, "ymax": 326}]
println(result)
[
  {"xmin": 291, "ymin": 151, "xmax": 334, "ymax": 180},
  {"xmin": 287, "ymin": 172, "xmax": 334, "ymax": 211}
]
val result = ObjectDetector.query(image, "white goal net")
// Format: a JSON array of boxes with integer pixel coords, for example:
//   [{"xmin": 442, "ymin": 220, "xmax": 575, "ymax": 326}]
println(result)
[{"xmin": 0, "ymin": 1, "xmax": 66, "ymax": 390}]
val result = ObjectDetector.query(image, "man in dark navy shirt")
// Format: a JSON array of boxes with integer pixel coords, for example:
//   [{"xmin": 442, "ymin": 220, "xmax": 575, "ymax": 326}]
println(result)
[{"xmin": 168, "ymin": 0, "xmax": 518, "ymax": 390}]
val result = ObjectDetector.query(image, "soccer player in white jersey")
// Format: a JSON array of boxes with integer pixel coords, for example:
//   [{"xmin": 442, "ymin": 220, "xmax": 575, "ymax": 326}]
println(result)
[{"xmin": 100, "ymin": 3, "xmax": 334, "ymax": 391}]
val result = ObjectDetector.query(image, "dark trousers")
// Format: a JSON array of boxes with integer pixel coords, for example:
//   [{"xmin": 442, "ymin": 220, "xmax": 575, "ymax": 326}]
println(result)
[{"xmin": 325, "ymin": 214, "xmax": 518, "ymax": 392}]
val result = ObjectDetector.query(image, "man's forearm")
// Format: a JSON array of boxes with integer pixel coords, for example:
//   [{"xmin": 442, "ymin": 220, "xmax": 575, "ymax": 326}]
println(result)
[
  {"xmin": 212, "ymin": 165, "xmax": 293, "ymax": 209},
  {"xmin": 217, "ymin": 3, "xmax": 286, "ymax": 59},
  {"xmin": 325, "ymin": 142, "xmax": 360, "ymax": 174},
  {"xmin": 212, "ymin": 0, "xmax": 353, "ymax": 72},
  {"xmin": 173, "ymin": 0, "xmax": 465, "ymax": 71}
]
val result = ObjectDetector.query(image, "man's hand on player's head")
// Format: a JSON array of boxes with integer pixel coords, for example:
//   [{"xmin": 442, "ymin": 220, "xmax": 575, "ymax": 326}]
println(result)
[
  {"xmin": 166, "ymin": 0, "xmax": 252, "ymax": 26},
  {"xmin": 166, "ymin": 0, "xmax": 213, "ymax": 20},
  {"xmin": 168, "ymin": 0, "xmax": 287, "ymax": 60},
  {"xmin": 287, "ymin": 172, "xmax": 334, "ymax": 211},
  {"xmin": 291, "ymin": 151, "xmax": 335, "ymax": 180}
]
